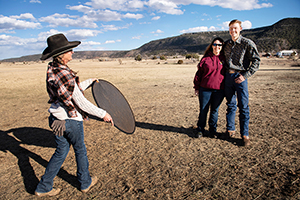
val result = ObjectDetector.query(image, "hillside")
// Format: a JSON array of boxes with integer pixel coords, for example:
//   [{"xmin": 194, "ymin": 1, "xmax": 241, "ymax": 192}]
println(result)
[
  {"xmin": 1, "ymin": 17, "xmax": 299, "ymax": 62},
  {"xmin": 130, "ymin": 17, "xmax": 300, "ymax": 57}
]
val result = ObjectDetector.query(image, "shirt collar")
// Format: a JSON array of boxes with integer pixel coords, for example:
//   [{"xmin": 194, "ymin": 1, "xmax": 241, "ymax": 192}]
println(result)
[
  {"xmin": 235, "ymin": 35, "xmax": 242, "ymax": 44},
  {"xmin": 229, "ymin": 35, "xmax": 242, "ymax": 44}
]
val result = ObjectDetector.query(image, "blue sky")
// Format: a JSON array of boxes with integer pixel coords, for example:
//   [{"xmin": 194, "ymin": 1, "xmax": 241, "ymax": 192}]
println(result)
[{"xmin": 0, "ymin": 0, "xmax": 299, "ymax": 60}]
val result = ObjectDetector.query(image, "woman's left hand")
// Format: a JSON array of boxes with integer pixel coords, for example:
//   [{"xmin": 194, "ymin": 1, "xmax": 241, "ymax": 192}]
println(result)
[{"xmin": 103, "ymin": 113, "xmax": 114, "ymax": 126}]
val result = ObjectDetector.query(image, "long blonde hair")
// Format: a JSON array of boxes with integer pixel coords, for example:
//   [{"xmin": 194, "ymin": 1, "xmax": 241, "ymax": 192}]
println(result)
[{"xmin": 53, "ymin": 54, "xmax": 65, "ymax": 65}]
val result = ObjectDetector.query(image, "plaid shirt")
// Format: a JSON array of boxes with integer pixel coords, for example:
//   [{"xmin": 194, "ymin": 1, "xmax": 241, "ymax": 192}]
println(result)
[
  {"xmin": 47, "ymin": 61, "xmax": 87, "ymax": 119},
  {"xmin": 224, "ymin": 35, "xmax": 260, "ymax": 79}
]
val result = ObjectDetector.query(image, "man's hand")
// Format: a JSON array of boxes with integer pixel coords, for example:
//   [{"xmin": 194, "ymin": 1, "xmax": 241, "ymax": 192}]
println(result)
[
  {"xmin": 103, "ymin": 113, "xmax": 114, "ymax": 126},
  {"xmin": 235, "ymin": 74, "xmax": 245, "ymax": 84},
  {"xmin": 51, "ymin": 120, "xmax": 66, "ymax": 137}
]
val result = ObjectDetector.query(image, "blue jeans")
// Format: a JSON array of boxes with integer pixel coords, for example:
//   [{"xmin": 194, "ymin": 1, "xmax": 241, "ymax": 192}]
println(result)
[
  {"xmin": 35, "ymin": 115, "xmax": 92, "ymax": 193},
  {"xmin": 224, "ymin": 72, "xmax": 250, "ymax": 137},
  {"xmin": 197, "ymin": 87, "xmax": 224, "ymax": 133}
]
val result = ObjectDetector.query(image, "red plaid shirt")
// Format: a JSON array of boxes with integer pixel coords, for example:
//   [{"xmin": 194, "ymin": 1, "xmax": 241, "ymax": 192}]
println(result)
[{"xmin": 46, "ymin": 61, "xmax": 87, "ymax": 119}]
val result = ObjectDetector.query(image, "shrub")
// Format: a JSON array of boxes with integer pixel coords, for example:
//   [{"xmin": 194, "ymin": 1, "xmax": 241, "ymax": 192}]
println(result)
[
  {"xmin": 160, "ymin": 55, "xmax": 166, "ymax": 60},
  {"xmin": 177, "ymin": 60, "xmax": 183, "ymax": 64},
  {"xmin": 186, "ymin": 54, "xmax": 192, "ymax": 59},
  {"xmin": 135, "ymin": 55, "xmax": 142, "ymax": 61},
  {"xmin": 192, "ymin": 53, "xmax": 200, "ymax": 60},
  {"xmin": 152, "ymin": 56, "xmax": 157, "ymax": 60}
]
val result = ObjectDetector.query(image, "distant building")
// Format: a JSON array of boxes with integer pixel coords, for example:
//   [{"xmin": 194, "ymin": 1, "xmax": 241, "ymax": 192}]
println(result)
[{"xmin": 276, "ymin": 50, "xmax": 297, "ymax": 57}]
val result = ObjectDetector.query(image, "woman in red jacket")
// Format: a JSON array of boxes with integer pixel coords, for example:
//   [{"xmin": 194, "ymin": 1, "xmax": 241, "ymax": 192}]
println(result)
[{"xmin": 193, "ymin": 37, "xmax": 226, "ymax": 138}]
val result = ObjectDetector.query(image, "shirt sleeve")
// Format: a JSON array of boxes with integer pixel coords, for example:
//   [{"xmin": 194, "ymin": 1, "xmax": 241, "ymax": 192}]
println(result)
[
  {"xmin": 193, "ymin": 58, "xmax": 205, "ymax": 90},
  {"xmin": 80, "ymin": 78, "xmax": 94, "ymax": 91},
  {"xmin": 72, "ymin": 83, "xmax": 107, "ymax": 119},
  {"xmin": 243, "ymin": 43, "xmax": 260, "ymax": 79}
]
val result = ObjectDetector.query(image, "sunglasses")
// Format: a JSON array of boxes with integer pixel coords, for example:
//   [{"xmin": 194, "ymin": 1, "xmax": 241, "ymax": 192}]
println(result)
[{"xmin": 212, "ymin": 43, "xmax": 223, "ymax": 47}]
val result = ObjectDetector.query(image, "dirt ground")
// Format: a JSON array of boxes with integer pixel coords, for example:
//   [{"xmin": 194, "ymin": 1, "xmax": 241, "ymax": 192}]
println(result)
[{"xmin": 0, "ymin": 56, "xmax": 299, "ymax": 200}]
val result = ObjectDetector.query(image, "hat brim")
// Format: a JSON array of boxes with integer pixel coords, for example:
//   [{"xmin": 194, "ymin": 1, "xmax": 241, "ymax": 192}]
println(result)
[{"xmin": 40, "ymin": 41, "xmax": 80, "ymax": 60}]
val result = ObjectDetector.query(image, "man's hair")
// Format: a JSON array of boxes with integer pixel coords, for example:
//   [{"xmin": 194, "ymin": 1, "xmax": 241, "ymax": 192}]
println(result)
[{"xmin": 229, "ymin": 19, "xmax": 242, "ymax": 27}]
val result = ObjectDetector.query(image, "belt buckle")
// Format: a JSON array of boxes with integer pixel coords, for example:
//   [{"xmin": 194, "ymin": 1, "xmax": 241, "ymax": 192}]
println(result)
[{"xmin": 229, "ymin": 69, "xmax": 235, "ymax": 74}]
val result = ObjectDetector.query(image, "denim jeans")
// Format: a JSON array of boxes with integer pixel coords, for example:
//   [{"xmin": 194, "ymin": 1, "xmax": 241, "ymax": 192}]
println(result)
[
  {"xmin": 224, "ymin": 72, "xmax": 250, "ymax": 137},
  {"xmin": 35, "ymin": 115, "xmax": 92, "ymax": 193},
  {"xmin": 197, "ymin": 87, "xmax": 224, "ymax": 133}
]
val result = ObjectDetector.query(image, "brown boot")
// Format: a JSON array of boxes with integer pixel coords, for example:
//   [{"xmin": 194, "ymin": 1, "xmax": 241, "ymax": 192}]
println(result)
[
  {"xmin": 35, "ymin": 188, "xmax": 61, "ymax": 197},
  {"xmin": 243, "ymin": 136, "xmax": 250, "ymax": 146},
  {"xmin": 227, "ymin": 130, "xmax": 235, "ymax": 138},
  {"xmin": 82, "ymin": 176, "xmax": 98, "ymax": 193}
]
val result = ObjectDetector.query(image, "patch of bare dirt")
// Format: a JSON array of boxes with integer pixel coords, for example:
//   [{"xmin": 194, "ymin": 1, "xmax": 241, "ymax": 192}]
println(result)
[{"xmin": 0, "ymin": 57, "xmax": 299, "ymax": 199}]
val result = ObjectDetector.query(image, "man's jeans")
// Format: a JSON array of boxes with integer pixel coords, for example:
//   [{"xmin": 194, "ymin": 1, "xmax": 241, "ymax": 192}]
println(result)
[
  {"xmin": 35, "ymin": 115, "xmax": 92, "ymax": 193},
  {"xmin": 197, "ymin": 87, "xmax": 224, "ymax": 133},
  {"xmin": 224, "ymin": 72, "xmax": 250, "ymax": 137}
]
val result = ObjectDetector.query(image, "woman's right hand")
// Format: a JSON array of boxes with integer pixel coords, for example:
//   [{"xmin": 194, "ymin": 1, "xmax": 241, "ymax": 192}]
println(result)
[{"xmin": 195, "ymin": 90, "xmax": 199, "ymax": 96}]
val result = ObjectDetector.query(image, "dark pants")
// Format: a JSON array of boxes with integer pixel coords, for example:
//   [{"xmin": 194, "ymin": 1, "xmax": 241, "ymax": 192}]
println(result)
[{"xmin": 197, "ymin": 87, "xmax": 224, "ymax": 134}]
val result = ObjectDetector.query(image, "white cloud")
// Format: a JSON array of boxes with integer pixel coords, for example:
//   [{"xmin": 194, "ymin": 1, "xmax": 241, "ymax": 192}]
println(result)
[
  {"xmin": 0, "ymin": 33, "xmax": 46, "ymax": 59},
  {"xmin": 67, "ymin": 5, "xmax": 92, "ymax": 13},
  {"xmin": 104, "ymin": 40, "xmax": 121, "ymax": 44},
  {"xmin": 123, "ymin": 13, "xmax": 144, "ymax": 20},
  {"xmin": 69, "ymin": 5, "xmax": 143, "ymax": 21},
  {"xmin": 213, "ymin": 0, "xmax": 273, "ymax": 10},
  {"xmin": 83, "ymin": 41, "xmax": 102, "ymax": 45},
  {"xmin": 219, "ymin": 20, "xmax": 252, "ymax": 30},
  {"xmin": 68, "ymin": 0, "xmax": 273, "ymax": 22},
  {"xmin": 101, "ymin": 23, "xmax": 132, "ymax": 31},
  {"xmin": 101, "ymin": 24, "xmax": 120, "ymax": 31},
  {"xmin": 151, "ymin": 29, "xmax": 164, "ymax": 34},
  {"xmin": 147, "ymin": 0, "xmax": 184, "ymax": 15},
  {"xmin": 0, "ymin": 28, "xmax": 106, "ymax": 59},
  {"xmin": 151, "ymin": 16, "xmax": 160, "ymax": 20},
  {"xmin": 65, "ymin": 29, "xmax": 103, "ymax": 40},
  {"xmin": 86, "ymin": 0, "xmax": 145, "ymax": 11},
  {"xmin": 132, "ymin": 35, "xmax": 142, "ymax": 39},
  {"xmin": 39, "ymin": 13, "xmax": 98, "ymax": 28},
  {"xmin": 68, "ymin": 0, "xmax": 272, "ymax": 24},
  {"xmin": 89, "ymin": 10, "xmax": 123, "ymax": 21},
  {"xmin": 0, "ymin": 14, "xmax": 41, "ymax": 31},
  {"xmin": 30, "ymin": 0, "xmax": 41, "ymax": 3},
  {"xmin": 180, "ymin": 19, "xmax": 253, "ymax": 34},
  {"xmin": 180, "ymin": 26, "xmax": 217, "ymax": 33},
  {"xmin": 11, "ymin": 13, "xmax": 36, "ymax": 20},
  {"xmin": 242, "ymin": 20, "xmax": 252, "ymax": 29},
  {"xmin": 38, "ymin": 28, "xmax": 103, "ymax": 41},
  {"xmin": 220, "ymin": 21, "xmax": 230, "ymax": 30},
  {"xmin": 168, "ymin": 0, "xmax": 272, "ymax": 11},
  {"xmin": 105, "ymin": 40, "xmax": 115, "ymax": 44}
]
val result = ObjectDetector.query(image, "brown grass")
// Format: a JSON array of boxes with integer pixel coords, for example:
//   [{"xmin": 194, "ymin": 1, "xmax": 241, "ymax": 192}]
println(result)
[{"xmin": 0, "ymin": 57, "xmax": 299, "ymax": 199}]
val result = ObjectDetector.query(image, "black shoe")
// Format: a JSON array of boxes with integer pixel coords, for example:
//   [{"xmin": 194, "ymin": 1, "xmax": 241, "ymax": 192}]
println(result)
[
  {"xmin": 209, "ymin": 132, "xmax": 216, "ymax": 138},
  {"xmin": 195, "ymin": 131, "xmax": 203, "ymax": 138}
]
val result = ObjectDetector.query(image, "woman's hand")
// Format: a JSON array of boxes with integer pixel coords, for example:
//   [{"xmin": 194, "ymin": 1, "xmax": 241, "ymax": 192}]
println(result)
[
  {"xmin": 103, "ymin": 113, "xmax": 114, "ymax": 126},
  {"xmin": 195, "ymin": 90, "xmax": 199, "ymax": 96}
]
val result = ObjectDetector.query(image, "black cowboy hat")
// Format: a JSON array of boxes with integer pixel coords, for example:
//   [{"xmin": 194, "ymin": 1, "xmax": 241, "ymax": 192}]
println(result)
[{"xmin": 41, "ymin": 33, "xmax": 81, "ymax": 60}]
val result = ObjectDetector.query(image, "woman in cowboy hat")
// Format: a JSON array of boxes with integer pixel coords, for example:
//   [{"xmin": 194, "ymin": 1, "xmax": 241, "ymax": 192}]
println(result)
[{"xmin": 35, "ymin": 33, "xmax": 114, "ymax": 197}]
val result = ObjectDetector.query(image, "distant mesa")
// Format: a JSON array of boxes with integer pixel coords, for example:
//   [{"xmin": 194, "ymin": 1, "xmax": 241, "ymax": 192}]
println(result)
[{"xmin": 1, "ymin": 18, "xmax": 299, "ymax": 62}]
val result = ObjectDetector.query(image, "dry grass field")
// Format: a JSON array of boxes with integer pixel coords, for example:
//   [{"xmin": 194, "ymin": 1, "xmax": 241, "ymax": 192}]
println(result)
[{"xmin": 0, "ymin": 56, "xmax": 299, "ymax": 199}]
